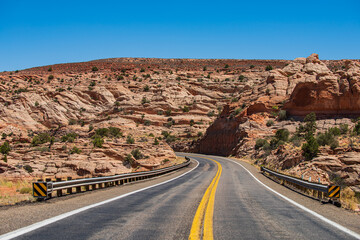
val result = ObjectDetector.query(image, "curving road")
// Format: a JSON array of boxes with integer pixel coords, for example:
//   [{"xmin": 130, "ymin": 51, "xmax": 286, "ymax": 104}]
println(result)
[{"xmin": 2, "ymin": 154, "xmax": 359, "ymax": 240}]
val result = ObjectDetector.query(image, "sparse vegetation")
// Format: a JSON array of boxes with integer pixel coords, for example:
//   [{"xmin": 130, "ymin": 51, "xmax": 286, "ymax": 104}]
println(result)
[
  {"xmin": 31, "ymin": 133, "xmax": 51, "ymax": 146},
  {"xmin": 265, "ymin": 65, "xmax": 273, "ymax": 71}
]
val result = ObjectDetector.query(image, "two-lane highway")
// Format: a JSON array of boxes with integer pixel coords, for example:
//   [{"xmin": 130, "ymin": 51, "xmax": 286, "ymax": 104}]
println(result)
[{"xmin": 1, "ymin": 154, "xmax": 359, "ymax": 240}]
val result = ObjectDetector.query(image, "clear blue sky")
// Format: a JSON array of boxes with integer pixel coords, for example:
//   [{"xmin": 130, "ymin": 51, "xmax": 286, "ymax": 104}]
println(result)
[{"xmin": 1, "ymin": 0, "xmax": 359, "ymax": 71}]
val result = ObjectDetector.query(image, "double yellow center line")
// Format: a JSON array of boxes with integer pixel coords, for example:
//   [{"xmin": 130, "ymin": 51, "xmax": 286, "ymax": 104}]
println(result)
[{"xmin": 189, "ymin": 157, "xmax": 222, "ymax": 240}]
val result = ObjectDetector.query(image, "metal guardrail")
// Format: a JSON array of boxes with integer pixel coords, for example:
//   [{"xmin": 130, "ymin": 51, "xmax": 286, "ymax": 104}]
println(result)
[
  {"xmin": 33, "ymin": 157, "xmax": 191, "ymax": 200},
  {"xmin": 261, "ymin": 166, "xmax": 340, "ymax": 201}
]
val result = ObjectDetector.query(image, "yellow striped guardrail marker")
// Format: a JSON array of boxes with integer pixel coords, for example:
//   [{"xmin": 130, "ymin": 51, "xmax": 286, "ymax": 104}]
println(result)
[
  {"xmin": 328, "ymin": 185, "xmax": 340, "ymax": 198},
  {"xmin": 33, "ymin": 182, "xmax": 48, "ymax": 198},
  {"xmin": 189, "ymin": 157, "xmax": 222, "ymax": 240}
]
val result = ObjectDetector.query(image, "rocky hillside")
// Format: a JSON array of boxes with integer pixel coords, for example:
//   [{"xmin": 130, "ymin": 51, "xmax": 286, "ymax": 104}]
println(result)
[
  {"xmin": 0, "ymin": 58, "xmax": 290, "ymax": 179},
  {"xmin": 192, "ymin": 54, "xmax": 360, "ymax": 195}
]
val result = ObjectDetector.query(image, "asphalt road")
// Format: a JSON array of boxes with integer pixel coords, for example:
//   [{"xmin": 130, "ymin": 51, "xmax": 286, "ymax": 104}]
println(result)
[{"xmin": 4, "ymin": 154, "xmax": 359, "ymax": 240}]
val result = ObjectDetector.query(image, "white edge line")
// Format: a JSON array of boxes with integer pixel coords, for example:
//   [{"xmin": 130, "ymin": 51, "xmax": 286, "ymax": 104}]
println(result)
[
  {"xmin": 219, "ymin": 157, "xmax": 360, "ymax": 240},
  {"xmin": 0, "ymin": 160, "xmax": 200, "ymax": 240}
]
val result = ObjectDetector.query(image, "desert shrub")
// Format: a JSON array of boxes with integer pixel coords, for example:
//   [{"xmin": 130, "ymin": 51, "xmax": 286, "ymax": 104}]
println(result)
[
  {"xmin": 92, "ymin": 136, "xmax": 104, "ymax": 148},
  {"xmin": 182, "ymin": 106, "xmax": 190, "ymax": 112},
  {"xmin": 20, "ymin": 187, "xmax": 32, "ymax": 194},
  {"xmin": 250, "ymin": 65, "xmax": 255, "ymax": 69},
  {"xmin": 190, "ymin": 119, "xmax": 195, "ymax": 126},
  {"xmin": 0, "ymin": 141, "xmax": 10, "ymax": 155},
  {"xmin": 48, "ymin": 67, "xmax": 52, "ymax": 72},
  {"xmin": 131, "ymin": 149, "xmax": 143, "ymax": 160},
  {"xmin": 353, "ymin": 122, "xmax": 360, "ymax": 135},
  {"xmin": 70, "ymin": 146, "xmax": 81, "ymax": 154},
  {"xmin": 255, "ymin": 139, "xmax": 268, "ymax": 150},
  {"xmin": 92, "ymin": 66, "xmax": 98, "ymax": 72},
  {"xmin": 141, "ymin": 97, "xmax": 150, "ymax": 105},
  {"xmin": 238, "ymin": 75, "xmax": 245, "ymax": 81},
  {"xmin": 31, "ymin": 133, "xmax": 51, "ymax": 146},
  {"xmin": 61, "ymin": 132, "xmax": 78, "ymax": 142},
  {"xmin": 275, "ymin": 129, "xmax": 290, "ymax": 142},
  {"xmin": 23, "ymin": 165, "xmax": 33, "ymax": 173},
  {"xmin": 68, "ymin": 119, "xmax": 77, "ymax": 125},
  {"xmin": 316, "ymin": 129, "xmax": 339, "ymax": 148},
  {"xmin": 234, "ymin": 108, "xmax": 242, "ymax": 115},
  {"xmin": 48, "ymin": 75, "xmax": 54, "ymax": 80},
  {"xmin": 197, "ymin": 132, "xmax": 203, "ymax": 137},
  {"xmin": 302, "ymin": 135, "xmax": 319, "ymax": 160},
  {"xmin": 290, "ymin": 135, "xmax": 302, "ymax": 147},
  {"xmin": 124, "ymin": 154, "xmax": 134, "ymax": 165},
  {"xmin": 328, "ymin": 127, "xmax": 341, "ymax": 136},
  {"xmin": 207, "ymin": 110, "xmax": 215, "ymax": 117},
  {"xmin": 35, "ymin": 101, "xmax": 39, "ymax": 107},
  {"xmin": 153, "ymin": 137, "xmax": 159, "ymax": 145},
  {"xmin": 225, "ymin": 64, "xmax": 229, "ymax": 68},
  {"xmin": 339, "ymin": 124, "xmax": 348, "ymax": 134},
  {"xmin": 143, "ymin": 85, "xmax": 150, "ymax": 91},
  {"xmin": 165, "ymin": 109, "xmax": 172, "ymax": 116},
  {"xmin": 88, "ymin": 124, "xmax": 94, "ymax": 132},
  {"xmin": 265, "ymin": 65, "xmax": 273, "ymax": 71},
  {"xmin": 266, "ymin": 120, "xmax": 274, "ymax": 127},
  {"xmin": 144, "ymin": 120, "xmax": 151, "ymax": 126},
  {"xmin": 278, "ymin": 110, "xmax": 287, "ymax": 121},
  {"xmin": 140, "ymin": 68, "xmax": 145, "ymax": 72},
  {"xmin": 126, "ymin": 135, "xmax": 135, "ymax": 144}
]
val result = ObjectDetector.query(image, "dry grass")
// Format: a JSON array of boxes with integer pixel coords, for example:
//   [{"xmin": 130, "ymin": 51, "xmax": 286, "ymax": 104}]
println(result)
[
  {"xmin": 340, "ymin": 187, "xmax": 360, "ymax": 211},
  {"xmin": 0, "ymin": 178, "xmax": 36, "ymax": 205}
]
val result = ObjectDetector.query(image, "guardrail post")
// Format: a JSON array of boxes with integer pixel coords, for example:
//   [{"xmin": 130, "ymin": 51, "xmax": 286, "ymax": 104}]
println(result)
[
  {"xmin": 45, "ymin": 178, "xmax": 52, "ymax": 198},
  {"xmin": 67, "ymin": 177, "xmax": 73, "ymax": 194},
  {"xmin": 76, "ymin": 185, "xmax": 81, "ymax": 193},
  {"xmin": 56, "ymin": 178, "xmax": 62, "ymax": 197}
]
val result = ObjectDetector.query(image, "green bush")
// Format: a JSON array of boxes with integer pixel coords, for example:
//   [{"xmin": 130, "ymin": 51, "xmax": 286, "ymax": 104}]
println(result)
[
  {"xmin": 197, "ymin": 132, "xmax": 203, "ymax": 137},
  {"xmin": 165, "ymin": 109, "xmax": 172, "ymax": 116},
  {"xmin": 124, "ymin": 154, "xmax": 134, "ymax": 165},
  {"xmin": 48, "ymin": 75, "xmax": 54, "ymax": 80},
  {"xmin": 92, "ymin": 136, "xmax": 104, "ymax": 148},
  {"xmin": 182, "ymin": 106, "xmax": 190, "ymax": 112},
  {"xmin": 0, "ymin": 141, "xmax": 10, "ymax": 155},
  {"xmin": 207, "ymin": 111, "xmax": 215, "ymax": 117},
  {"xmin": 353, "ymin": 122, "xmax": 360, "ymax": 135},
  {"xmin": 154, "ymin": 137, "xmax": 159, "ymax": 145},
  {"xmin": 126, "ymin": 135, "xmax": 135, "ymax": 144},
  {"xmin": 328, "ymin": 127, "xmax": 341, "ymax": 136},
  {"xmin": 255, "ymin": 139, "xmax": 268, "ymax": 150},
  {"xmin": 61, "ymin": 132, "xmax": 78, "ymax": 142},
  {"xmin": 143, "ymin": 85, "xmax": 150, "ymax": 91},
  {"xmin": 23, "ymin": 165, "xmax": 33, "ymax": 173},
  {"xmin": 250, "ymin": 65, "xmax": 255, "ymax": 69},
  {"xmin": 238, "ymin": 75, "xmax": 245, "ymax": 81},
  {"xmin": 70, "ymin": 146, "xmax": 81, "ymax": 154},
  {"xmin": 278, "ymin": 110, "xmax": 287, "ymax": 121},
  {"xmin": 302, "ymin": 135, "xmax": 319, "ymax": 160},
  {"xmin": 339, "ymin": 124, "xmax": 348, "ymax": 134},
  {"xmin": 131, "ymin": 149, "xmax": 143, "ymax": 160},
  {"xmin": 31, "ymin": 133, "xmax": 51, "ymax": 146},
  {"xmin": 275, "ymin": 129, "xmax": 290, "ymax": 142},
  {"xmin": 92, "ymin": 66, "xmax": 98, "ymax": 72},
  {"xmin": 266, "ymin": 120, "xmax": 274, "ymax": 127},
  {"xmin": 265, "ymin": 65, "xmax": 273, "ymax": 71}
]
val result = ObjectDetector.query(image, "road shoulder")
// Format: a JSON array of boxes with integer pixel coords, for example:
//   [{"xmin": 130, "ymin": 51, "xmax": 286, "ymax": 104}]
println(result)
[
  {"xmin": 0, "ymin": 160, "xmax": 197, "ymax": 235},
  {"xmin": 229, "ymin": 157, "xmax": 360, "ymax": 235}
]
